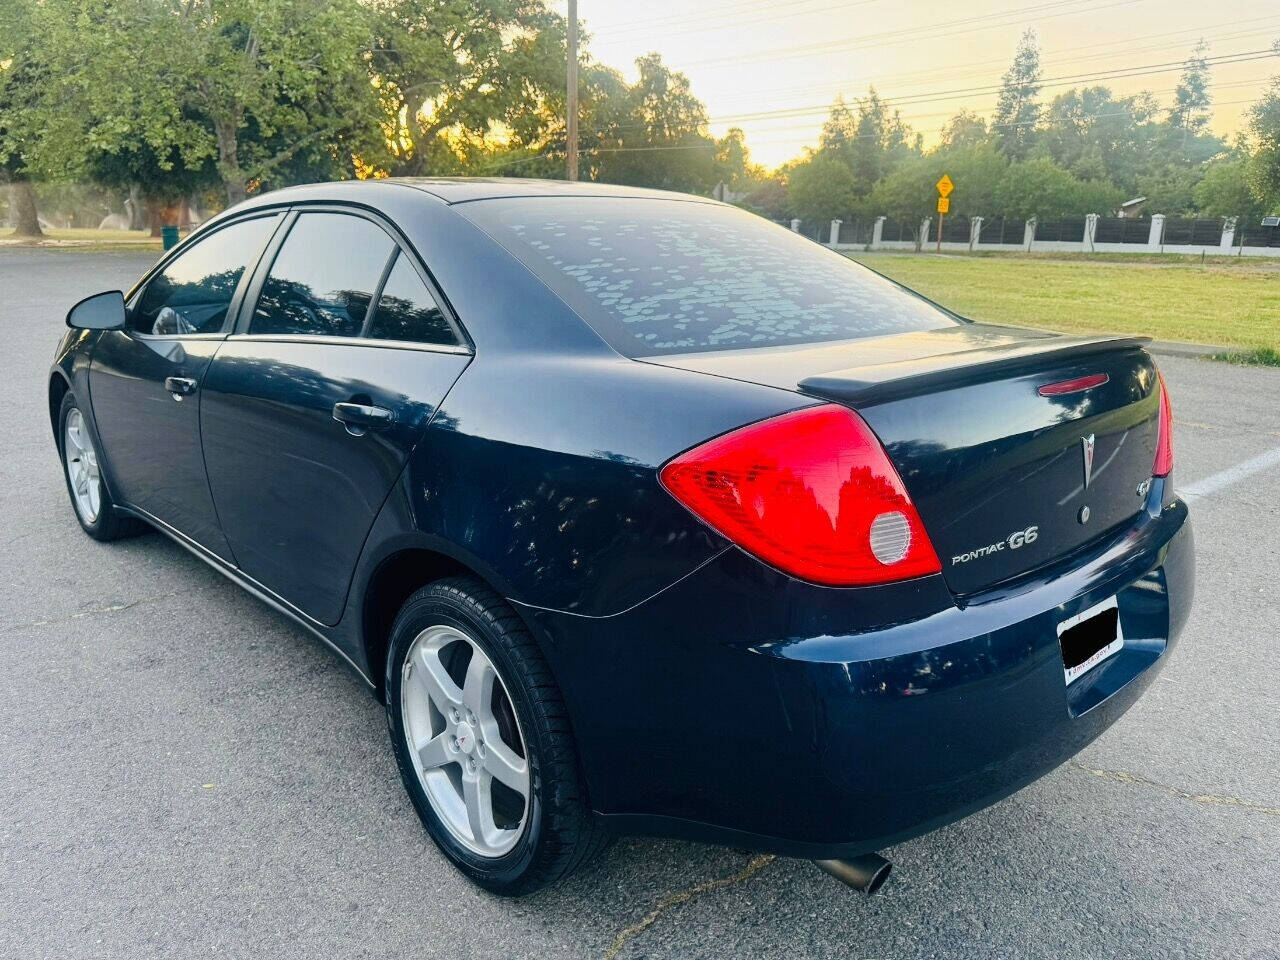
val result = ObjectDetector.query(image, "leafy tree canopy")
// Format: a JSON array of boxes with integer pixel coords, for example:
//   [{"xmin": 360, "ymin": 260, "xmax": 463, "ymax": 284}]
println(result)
[{"xmin": 787, "ymin": 155, "xmax": 858, "ymax": 224}]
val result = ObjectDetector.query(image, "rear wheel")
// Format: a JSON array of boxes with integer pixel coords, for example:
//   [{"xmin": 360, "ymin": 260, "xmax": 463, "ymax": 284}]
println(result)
[
  {"xmin": 385, "ymin": 577, "xmax": 607, "ymax": 894},
  {"xmin": 58, "ymin": 392, "xmax": 145, "ymax": 542}
]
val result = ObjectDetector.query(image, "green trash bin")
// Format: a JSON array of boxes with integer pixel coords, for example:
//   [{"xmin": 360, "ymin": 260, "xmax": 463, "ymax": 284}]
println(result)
[{"xmin": 161, "ymin": 225, "xmax": 180, "ymax": 250}]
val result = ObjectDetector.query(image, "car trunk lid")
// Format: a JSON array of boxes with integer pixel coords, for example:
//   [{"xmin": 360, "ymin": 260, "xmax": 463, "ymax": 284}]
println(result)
[{"xmin": 646, "ymin": 324, "xmax": 1161, "ymax": 595}]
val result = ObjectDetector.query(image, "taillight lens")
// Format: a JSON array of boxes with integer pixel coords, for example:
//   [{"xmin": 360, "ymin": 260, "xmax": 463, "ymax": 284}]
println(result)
[
  {"xmin": 1153, "ymin": 370, "xmax": 1173, "ymax": 477},
  {"xmin": 658, "ymin": 405, "xmax": 941, "ymax": 586}
]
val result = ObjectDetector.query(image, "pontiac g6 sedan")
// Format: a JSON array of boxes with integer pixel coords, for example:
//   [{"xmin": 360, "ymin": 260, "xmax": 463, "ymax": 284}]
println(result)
[{"xmin": 50, "ymin": 179, "xmax": 1192, "ymax": 895}]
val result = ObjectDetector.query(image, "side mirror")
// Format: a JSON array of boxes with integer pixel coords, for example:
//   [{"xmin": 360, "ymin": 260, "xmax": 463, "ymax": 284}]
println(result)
[{"xmin": 66, "ymin": 290, "xmax": 127, "ymax": 331}]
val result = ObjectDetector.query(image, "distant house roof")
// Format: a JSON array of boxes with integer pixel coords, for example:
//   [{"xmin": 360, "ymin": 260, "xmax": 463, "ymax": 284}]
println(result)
[{"xmin": 1120, "ymin": 196, "xmax": 1147, "ymax": 209}]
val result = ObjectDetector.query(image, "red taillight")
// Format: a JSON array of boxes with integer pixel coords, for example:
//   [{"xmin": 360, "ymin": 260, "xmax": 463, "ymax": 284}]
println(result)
[
  {"xmin": 1153, "ymin": 370, "xmax": 1173, "ymax": 477},
  {"xmin": 1038, "ymin": 373, "xmax": 1109, "ymax": 396},
  {"xmin": 658, "ymin": 405, "xmax": 941, "ymax": 586}
]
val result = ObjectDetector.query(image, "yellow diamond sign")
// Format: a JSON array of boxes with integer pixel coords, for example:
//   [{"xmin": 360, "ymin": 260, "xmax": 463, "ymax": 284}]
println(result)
[{"xmin": 936, "ymin": 174, "xmax": 954, "ymax": 198}]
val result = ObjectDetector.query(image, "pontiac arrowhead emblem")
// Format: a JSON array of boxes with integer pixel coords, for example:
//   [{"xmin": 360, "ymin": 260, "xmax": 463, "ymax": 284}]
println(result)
[{"xmin": 1081, "ymin": 434, "xmax": 1096, "ymax": 489}]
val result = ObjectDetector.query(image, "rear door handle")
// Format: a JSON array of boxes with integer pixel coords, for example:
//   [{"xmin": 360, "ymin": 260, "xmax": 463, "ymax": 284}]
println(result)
[
  {"xmin": 164, "ymin": 376, "xmax": 197, "ymax": 399},
  {"xmin": 332, "ymin": 401, "xmax": 394, "ymax": 435}
]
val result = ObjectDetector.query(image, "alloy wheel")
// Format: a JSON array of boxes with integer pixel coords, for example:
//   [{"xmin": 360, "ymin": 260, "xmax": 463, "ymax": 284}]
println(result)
[
  {"xmin": 64, "ymin": 408, "xmax": 102, "ymax": 524},
  {"xmin": 401, "ymin": 624, "xmax": 530, "ymax": 858}
]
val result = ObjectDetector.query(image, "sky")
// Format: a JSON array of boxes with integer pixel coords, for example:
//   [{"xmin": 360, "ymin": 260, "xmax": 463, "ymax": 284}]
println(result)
[{"xmin": 564, "ymin": 0, "xmax": 1280, "ymax": 168}]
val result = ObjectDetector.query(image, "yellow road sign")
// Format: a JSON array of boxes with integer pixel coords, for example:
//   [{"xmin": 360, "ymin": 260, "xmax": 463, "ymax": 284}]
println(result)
[
  {"xmin": 936, "ymin": 174, "xmax": 954, "ymax": 198},
  {"xmin": 937, "ymin": 196, "xmax": 950, "ymax": 214}
]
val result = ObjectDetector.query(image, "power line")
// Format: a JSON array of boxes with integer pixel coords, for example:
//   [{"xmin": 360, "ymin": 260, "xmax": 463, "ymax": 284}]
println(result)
[
  {"xmin": 698, "ymin": 15, "xmax": 1280, "ymax": 111},
  {"xmin": 711, "ymin": 76, "xmax": 1272, "ymax": 140},
  {"xmin": 551, "ymin": 46, "xmax": 1272, "ymax": 145},
  {"xmin": 589, "ymin": 0, "xmax": 883, "ymax": 44},
  {"xmin": 703, "ymin": 48, "xmax": 1277, "ymax": 124},
  {"xmin": 587, "ymin": 0, "xmax": 834, "ymax": 38},
  {"xmin": 677, "ymin": 0, "xmax": 1138, "ymax": 69},
  {"xmin": 577, "ymin": 69, "xmax": 1270, "ymax": 145},
  {"xmin": 480, "ymin": 94, "xmax": 1262, "ymax": 173}
]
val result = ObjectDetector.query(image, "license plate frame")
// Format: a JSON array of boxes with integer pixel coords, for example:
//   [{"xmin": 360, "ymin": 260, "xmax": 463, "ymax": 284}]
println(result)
[{"xmin": 1058, "ymin": 595, "xmax": 1124, "ymax": 686}]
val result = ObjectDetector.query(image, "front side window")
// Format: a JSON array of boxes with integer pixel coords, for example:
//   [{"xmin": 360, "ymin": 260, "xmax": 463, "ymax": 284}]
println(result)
[
  {"xmin": 250, "ymin": 212, "xmax": 395, "ymax": 338},
  {"xmin": 131, "ymin": 214, "xmax": 280, "ymax": 335},
  {"xmin": 461, "ymin": 197, "xmax": 957, "ymax": 356}
]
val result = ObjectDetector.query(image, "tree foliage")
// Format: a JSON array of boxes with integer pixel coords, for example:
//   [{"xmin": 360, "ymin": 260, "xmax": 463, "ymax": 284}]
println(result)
[
  {"xmin": 1195, "ymin": 152, "xmax": 1265, "ymax": 221},
  {"xmin": 590, "ymin": 53, "xmax": 718, "ymax": 192},
  {"xmin": 370, "ymin": 0, "xmax": 566, "ymax": 177},
  {"xmin": 1167, "ymin": 40, "xmax": 1213, "ymax": 149},
  {"xmin": 993, "ymin": 157, "xmax": 1123, "ymax": 220},
  {"xmin": 992, "ymin": 29, "xmax": 1042, "ymax": 161},
  {"xmin": 787, "ymin": 156, "xmax": 857, "ymax": 224},
  {"xmin": 1248, "ymin": 48, "xmax": 1280, "ymax": 212},
  {"xmin": 1, "ymin": 4, "xmax": 1272, "ymax": 234}
]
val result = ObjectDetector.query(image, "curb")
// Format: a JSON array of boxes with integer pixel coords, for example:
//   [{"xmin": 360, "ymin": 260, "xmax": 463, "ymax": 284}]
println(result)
[{"xmin": 1146, "ymin": 340, "xmax": 1224, "ymax": 359}]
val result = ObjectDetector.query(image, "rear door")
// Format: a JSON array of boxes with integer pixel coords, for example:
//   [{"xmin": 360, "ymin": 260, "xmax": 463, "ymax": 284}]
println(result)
[
  {"xmin": 89, "ymin": 213, "xmax": 283, "ymax": 560},
  {"xmin": 199, "ymin": 208, "xmax": 470, "ymax": 625}
]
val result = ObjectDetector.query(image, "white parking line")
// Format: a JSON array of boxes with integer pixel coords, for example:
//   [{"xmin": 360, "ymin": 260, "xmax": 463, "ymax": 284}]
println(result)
[{"xmin": 1181, "ymin": 445, "xmax": 1280, "ymax": 502}]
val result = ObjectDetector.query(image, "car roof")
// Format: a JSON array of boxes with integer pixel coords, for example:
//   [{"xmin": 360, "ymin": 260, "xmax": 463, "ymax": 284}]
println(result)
[
  {"xmin": 394, "ymin": 177, "xmax": 717, "ymax": 205},
  {"xmin": 229, "ymin": 177, "xmax": 719, "ymax": 210}
]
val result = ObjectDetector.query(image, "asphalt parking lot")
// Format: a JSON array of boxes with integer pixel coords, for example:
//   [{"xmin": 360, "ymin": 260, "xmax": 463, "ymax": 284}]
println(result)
[{"xmin": 2, "ymin": 247, "xmax": 1278, "ymax": 960}]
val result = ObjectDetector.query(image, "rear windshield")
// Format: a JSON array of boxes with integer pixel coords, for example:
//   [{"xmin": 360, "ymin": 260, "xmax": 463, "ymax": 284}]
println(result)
[{"xmin": 461, "ymin": 196, "xmax": 957, "ymax": 356}]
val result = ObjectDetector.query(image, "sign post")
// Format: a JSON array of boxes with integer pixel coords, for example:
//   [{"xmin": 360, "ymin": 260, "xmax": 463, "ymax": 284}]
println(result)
[{"xmin": 935, "ymin": 174, "xmax": 953, "ymax": 252}]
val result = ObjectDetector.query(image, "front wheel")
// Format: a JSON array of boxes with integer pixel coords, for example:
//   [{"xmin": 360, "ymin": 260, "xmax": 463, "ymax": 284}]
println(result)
[
  {"xmin": 385, "ymin": 577, "xmax": 608, "ymax": 895},
  {"xmin": 57, "ymin": 392, "xmax": 145, "ymax": 542}
]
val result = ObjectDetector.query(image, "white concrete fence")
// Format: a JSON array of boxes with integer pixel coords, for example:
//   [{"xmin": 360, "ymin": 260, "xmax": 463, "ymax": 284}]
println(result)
[{"xmin": 785, "ymin": 215, "xmax": 1280, "ymax": 257}]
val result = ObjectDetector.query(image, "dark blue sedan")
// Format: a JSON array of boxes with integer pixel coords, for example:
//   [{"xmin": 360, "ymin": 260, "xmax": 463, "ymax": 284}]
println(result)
[{"xmin": 49, "ymin": 179, "xmax": 1192, "ymax": 895}]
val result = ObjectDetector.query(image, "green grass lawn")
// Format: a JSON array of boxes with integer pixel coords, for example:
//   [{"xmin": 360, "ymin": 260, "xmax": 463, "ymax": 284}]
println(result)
[
  {"xmin": 849, "ymin": 252, "xmax": 1280, "ymax": 352},
  {"xmin": 1, "ymin": 226, "xmax": 164, "ymax": 251}
]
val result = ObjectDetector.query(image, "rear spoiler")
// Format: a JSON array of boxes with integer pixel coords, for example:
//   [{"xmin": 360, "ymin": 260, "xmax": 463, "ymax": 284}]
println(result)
[{"xmin": 798, "ymin": 333, "xmax": 1152, "ymax": 407}]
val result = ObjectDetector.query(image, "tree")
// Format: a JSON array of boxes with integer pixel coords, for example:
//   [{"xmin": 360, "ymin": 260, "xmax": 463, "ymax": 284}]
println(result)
[
  {"xmin": 371, "ymin": 0, "xmax": 566, "ymax": 177},
  {"xmin": 35, "ymin": 0, "xmax": 389, "ymax": 206},
  {"xmin": 817, "ymin": 96, "xmax": 858, "ymax": 167},
  {"xmin": 849, "ymin": 88, "xmax": 892, "ymax": 196},
  {"xmin": 1247, "ymin": 46, "xmax": 1280, "ymax": 212},
  {"xmin": 591, "ymin": 54, "xmax": 719, "ymax": 193},
  {"xmin": 993, "ymin": 156, "xmax": 1122, "ymax": 219},
  {"xmin": 814, "ymin": 88, "xmax": 919, "ymax": 203},
  {"xmin": 787, "ymin": 155, "xmax": 857, "ymax": 225},
  {"xmin": 713, "ymin": 127, "xmax": 764, "ymax": 192},
  {"xmin": 88, "ymin": 141, "xmax": 218, "ymax": 233},
  {"xmin": 1167, "ymin": 40, "xmax": 1212, "ymax": 153},
  {"xmin": 1137, "ymin": 165, "xmax": 1202, "ymax": 216},
  {"xmin": 940, "ymin": 110, "xmax": 988, "ymax": 149},
  {"xmin": 0, "ymin": 0, "xmax": 46, "ymax": 236},
  {"xmin": 933, "ymin": 142, "xmax": 1009, "ymax": 219},
  {"xmin": 1042, "ymin": 86, "xmax": 1160, "ymax": 193},
  {"xmin": 189, "ymin": 0, "xmax": 387, "ymax": 202},
  {"xmin": 865, "ymin": 156, "xmax": 938, "ymax": 247},
  {"xmin": 740, "ymin": 176, "xmax": 788, "ymax": 220},
  {"xmin": 993, "ymin": 29, "xmax": 1043, "ymax": 161},
  {"xmin": 1195, "ymin": 152, "xmax": 1265, "ymax": 221}
]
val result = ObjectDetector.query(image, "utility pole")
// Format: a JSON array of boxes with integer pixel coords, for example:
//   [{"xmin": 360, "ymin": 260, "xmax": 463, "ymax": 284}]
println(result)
[{"xmin": 566, "ymin": 0, "xmax": 579, "ymax": 181}]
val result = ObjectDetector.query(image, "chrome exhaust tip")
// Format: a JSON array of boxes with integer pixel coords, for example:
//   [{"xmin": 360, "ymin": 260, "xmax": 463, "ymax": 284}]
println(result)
[{"xmin": 813, "ymin": 854, "xmax": 893, "ymax": 894}]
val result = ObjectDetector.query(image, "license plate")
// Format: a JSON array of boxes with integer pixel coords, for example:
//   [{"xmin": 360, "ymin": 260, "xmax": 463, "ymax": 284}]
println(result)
[{"xmin": 1058, "ymin": 596, "xmax": 1123, "ymax": 685}]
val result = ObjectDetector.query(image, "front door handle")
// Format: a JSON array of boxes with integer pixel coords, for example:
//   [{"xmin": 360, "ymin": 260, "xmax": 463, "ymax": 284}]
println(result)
[
  {"xmin": 165, "ymin": 376, "xmax": 197, "ymax": 400},
  {"xmin": 332, "ymin": 401, "xmax": 394, "ymax": 436}
]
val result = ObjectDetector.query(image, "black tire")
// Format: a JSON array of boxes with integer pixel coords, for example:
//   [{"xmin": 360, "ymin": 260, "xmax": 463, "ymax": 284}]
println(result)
[
  {"xmin": 57, "ymin": 392, "xmax": 146, "ymax": 542},
  {"xmin": 385, "ymin": 576, "xmax": 609, "ymax": 895}
]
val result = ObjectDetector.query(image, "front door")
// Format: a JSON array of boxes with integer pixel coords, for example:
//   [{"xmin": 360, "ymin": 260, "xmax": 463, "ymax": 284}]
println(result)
[
  {"xmin": 89, "ymin": 213, "xmax": 283, "ymax": 561},
  {"xmin": 199, "ymin": 209, "xmax": 469, "ymax": 625}
]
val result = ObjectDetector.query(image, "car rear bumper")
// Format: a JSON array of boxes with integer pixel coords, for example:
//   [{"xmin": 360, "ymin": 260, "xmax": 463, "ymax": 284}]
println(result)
[{"xmin": 518, "ymin": 480, "xmax": 1193, "ymax": 857}]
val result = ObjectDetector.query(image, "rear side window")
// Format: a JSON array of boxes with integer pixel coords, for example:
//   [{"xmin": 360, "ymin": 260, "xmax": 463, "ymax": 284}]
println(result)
[
  {"xmin": 367, "ymin": 251, "xmax": 454, "ymax": 346},
  {"xmin": 131, "ymin": 215, "xmax": 279, "ymax": 335},
  {"xmin": 251, "ymin": 212, "xmax": 395, "ymax": 338},
  {"xmin": 462, "ymin": 197, "xmax": 956, "ymax": 356}
]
